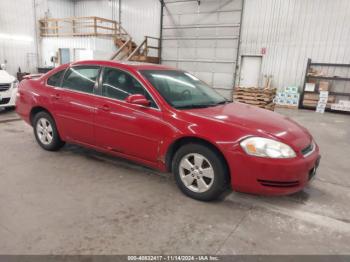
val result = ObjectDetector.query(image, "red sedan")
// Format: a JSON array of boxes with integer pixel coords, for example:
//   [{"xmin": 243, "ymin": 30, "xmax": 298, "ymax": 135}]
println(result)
[{"xmin": 16, "ymin": 60, "xmax": 320, "ymax": 201}]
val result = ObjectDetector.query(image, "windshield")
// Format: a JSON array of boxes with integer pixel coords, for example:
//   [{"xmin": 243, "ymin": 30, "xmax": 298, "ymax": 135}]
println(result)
[{"xmin": 139, "ymin": 70, "xmax": 228, "ymax": 109}]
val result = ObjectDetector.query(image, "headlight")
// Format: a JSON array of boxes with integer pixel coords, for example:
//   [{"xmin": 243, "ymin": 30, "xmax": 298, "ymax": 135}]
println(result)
[{"xmin": 240, "ymin": 137, "xmax": 296, "ymax": 158}]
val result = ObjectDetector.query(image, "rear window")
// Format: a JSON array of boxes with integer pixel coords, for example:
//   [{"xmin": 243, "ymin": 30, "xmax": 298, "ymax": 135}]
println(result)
[{"xmin": 47, "ymin": 70, "xmax": 65, "ymax": 87}]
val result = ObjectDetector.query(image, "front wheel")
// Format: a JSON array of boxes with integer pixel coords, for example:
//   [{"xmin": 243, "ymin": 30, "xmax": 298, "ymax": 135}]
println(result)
[
  {"xmin": 33, "ymin": 111, "xmax": 65, "ymax": 151},
  {"xmin": 172, "ymin": 143, "xmax": 229, "ymax": 201}
]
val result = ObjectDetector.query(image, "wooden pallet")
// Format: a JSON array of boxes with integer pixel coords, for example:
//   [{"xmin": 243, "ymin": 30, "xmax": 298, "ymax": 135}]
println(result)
[
  {"xmin": 233, "ymin": 86, "xmax": 276, "ymax": 111},
  {"xmin": 262, "ymin": 102, "xmax": 275, "ymax": 111},
  {"xmin": 235, "ymin": 87, "xmax": 277, "ymax": 95},
  {"xmin": 275, "ymin": 104, "xmax": 298, "ymax": 109},
  {"xmin": 233, "ymin": 95, "xmax": 273, "ymax": 102},
  {"xmin": 234, "ymin": 91, "xmax": 274, "ymax": 97},
  {"xmin": 235, "ymin": 99, "xmax": 268, "ymax": 105}
]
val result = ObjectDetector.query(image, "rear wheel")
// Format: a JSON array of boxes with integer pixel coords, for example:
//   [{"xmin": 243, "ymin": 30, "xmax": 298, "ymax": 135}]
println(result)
[
  {"xmin": 33, "ymin": 111, "xmax": 65, "ymax": 151},
  {"xmin": 172, "ymin": 143, "xmax": 229, "ymax": 201}
]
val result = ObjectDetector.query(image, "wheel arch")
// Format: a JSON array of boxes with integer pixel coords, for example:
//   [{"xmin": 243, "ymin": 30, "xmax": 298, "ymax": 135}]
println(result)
[
  {"xmin": 29, "ymin": 106, "xmax": 53, "ymax": 126},
  {"xmin": 165, "ymin": 136, "xmax": 230, "ymax": 181}
]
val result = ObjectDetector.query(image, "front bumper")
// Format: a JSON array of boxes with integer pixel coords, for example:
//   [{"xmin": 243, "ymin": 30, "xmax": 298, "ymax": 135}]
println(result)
[
  {"xmin": 0, "ymin": 86, "xmax": 17, "ymax": 108},
  {"xmin": 224, "ymin": 146, "xmax": 320, "ymax": 195}
]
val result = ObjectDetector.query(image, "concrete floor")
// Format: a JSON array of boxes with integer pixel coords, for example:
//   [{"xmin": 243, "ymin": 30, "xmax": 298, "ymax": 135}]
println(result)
[{"xmin": 0, "ymin": 108, "xmax": 349, "ymax": 254}]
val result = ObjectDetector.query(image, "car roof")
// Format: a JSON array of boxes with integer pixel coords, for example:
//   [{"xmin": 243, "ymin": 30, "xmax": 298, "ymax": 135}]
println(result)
[{"xmin": 70, "ymin": 60, "xmax": 175, "ymax": 71}]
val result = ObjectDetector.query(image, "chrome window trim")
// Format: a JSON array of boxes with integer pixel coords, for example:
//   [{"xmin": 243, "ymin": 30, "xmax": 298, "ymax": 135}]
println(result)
[{"xmin": 49, "ymin": 65, "xmax": 161, "ymax": 112}]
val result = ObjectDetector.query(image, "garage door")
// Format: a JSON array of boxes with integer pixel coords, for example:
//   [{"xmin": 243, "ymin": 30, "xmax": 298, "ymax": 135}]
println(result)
[{"xmin": 161, "ymin": 0, "xmax": 243, "ymax": 99}]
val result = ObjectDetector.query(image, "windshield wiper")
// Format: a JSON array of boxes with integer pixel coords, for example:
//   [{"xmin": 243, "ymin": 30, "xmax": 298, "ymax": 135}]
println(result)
[
  {"xmin": 205, "ymin": 100, "xmax": 232, "ymax": 107},
  {"xmin": 175, "ymin": 104, "xmax": 214, "ymax": 109},
  {"xmin": 215, "ymin": 100, "xmax": 231, "ymax": 105},
  {"xmin": 175, "ymin": 100, "xmax": 232, "ymax": 109}
]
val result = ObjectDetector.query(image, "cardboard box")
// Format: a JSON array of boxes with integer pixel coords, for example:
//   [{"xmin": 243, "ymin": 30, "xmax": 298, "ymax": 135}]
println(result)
[
  {"xmin": 303, "ymin": 94, "xmax": 335, "ymax": 102},
  {"xmin": 331, "ymin": 102, "xmax": 350, "ymax": 111},
  {"xmin": 285, "ymin": 86, "xmax": 298, "ymax": 93},
  {"xmin": 319, "ymin": 91, "xmax": 329, "ymax": 98},
  {"xmin": 318, "ymin": 97, "xmax": 328, "ymax": 104},
  {"xmin": 303, "ymin": 99, "xmax": 332, "ymax": 108},
  {"xmin": 328, "ymin": 95, "xmax": 336, "ymax": 103},
  {"xmin": 316, "ymin": 105, "xmax": 326, "ymax": 113},
  {"xmin": 277, "ymin": 97, "xmax": 286, "ymax": 105},
  {"xmin": 331, "ymin": 105, "xmax": 350, "ymax": 111},
  {"xmin": 303, "ymin": 99, "xmax": 318, "ymax": 106},
  {"xmin": 291, "ymin": 98, "xmax": 299, "ymax": 106},
  {"xmin": 304, "ymin": 93, "xmax": 319, "ymax": 101},
  {"xmin": 339, "ymin": 100, "xmax": 350, "ymax": 106},
  {"xmin": 277, "ymin": 92, "xmax": 286, "ymax": 98},
  {"xmin": 319, "ymin": 81, "xmax": 330, "ymax": 91},
  {"xmin": 305, "ymin": 83, "xmax": 316, "ymax": 92}
]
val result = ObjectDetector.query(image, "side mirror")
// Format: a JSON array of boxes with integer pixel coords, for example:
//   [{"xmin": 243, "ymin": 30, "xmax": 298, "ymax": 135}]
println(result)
[{"xmin": 125, "ymin": 94, "xmax": 150, "ymax": 107}]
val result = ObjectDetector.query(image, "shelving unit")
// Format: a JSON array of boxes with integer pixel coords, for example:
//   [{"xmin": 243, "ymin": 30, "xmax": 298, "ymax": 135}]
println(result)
[{"xmin": 299, "ymin": 58, "xmax": 350, "ymax": 113}]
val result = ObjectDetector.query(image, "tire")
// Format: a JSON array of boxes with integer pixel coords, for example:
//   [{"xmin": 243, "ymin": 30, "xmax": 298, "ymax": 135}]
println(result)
[
  {"xmin": 33, "ymin": 111, "xmax": 65, "ymax": 151},
  {"xmin": 172, "ymin": 143, "xmax": 229, "ymax": 201}
]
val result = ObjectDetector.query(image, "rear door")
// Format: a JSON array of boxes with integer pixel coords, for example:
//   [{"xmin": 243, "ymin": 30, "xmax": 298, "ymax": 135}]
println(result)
[{"xmin": 51, "ymin": 65, "xmax": 100, "ymax": 146}]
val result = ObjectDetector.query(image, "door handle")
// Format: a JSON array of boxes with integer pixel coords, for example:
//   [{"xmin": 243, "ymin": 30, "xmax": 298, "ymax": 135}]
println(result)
[
  {"xmin": 97, "ymin": 105, "xmax": 110, "ymax": 111},
  {"xmin": 51, "ymin": 93, "xmax": 60, "ymax": 100}
]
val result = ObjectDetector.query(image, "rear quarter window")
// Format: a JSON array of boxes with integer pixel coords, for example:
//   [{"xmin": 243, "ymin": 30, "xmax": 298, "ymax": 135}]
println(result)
[{"xmin": 47, "ymin": 70, "xmax": 66, "ymax": 87}]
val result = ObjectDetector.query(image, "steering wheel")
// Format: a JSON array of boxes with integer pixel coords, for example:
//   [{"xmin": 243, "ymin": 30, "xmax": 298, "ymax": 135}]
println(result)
[{"xmin": 181, "ymin": 89, "xmax": 192, "ymax": 100}]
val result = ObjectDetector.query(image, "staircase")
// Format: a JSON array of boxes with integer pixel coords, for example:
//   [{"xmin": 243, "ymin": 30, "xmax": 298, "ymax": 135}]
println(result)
[
  {"xmin": 110, "ymin": 27, "xmax": 161, "ymax": 64},
  {"xmin": 39, "ymin": 16, "xmax": 160, "ymax": 64}
]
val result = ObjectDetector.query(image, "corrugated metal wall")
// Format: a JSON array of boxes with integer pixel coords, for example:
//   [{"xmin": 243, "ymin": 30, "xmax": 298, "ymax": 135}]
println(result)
[
  {"xmin": 239, "ymin": 0, "xmax": 350, "ymax": 91},
  {"xmin": 74, "ymin": 0, "xmax": 161, "ymax": 45},
  {"xmin": 74, "ymin": 0, "xmax": 119, "ymax": 21},
  {"xmin": 41, "ymin": 37, "xmax": 117, "ymax": 66},
  {"xmin": 2, "ymin": 0, "xmax": 350, "ymax": 92},
  {"xmin": 0, "ymin": 0, "xmax": 37, "ymax": 75},
  {"xmin": 0, "ymin": 0, "xmax": 74, "ymax": 75},
  {"xmin": 47, "ymin": 0, "xmax": 74, "ymax": 18},
  {"xmin": 1, "ymin": 0, "xmax": 160, "ymax": 75},
  {"xmin": 161, "ymin": 0, "xmax": 243, "ymax": 99},
  {"xmin": 121, "ymin": 0, "xmax": 161, "ymax": 45}
]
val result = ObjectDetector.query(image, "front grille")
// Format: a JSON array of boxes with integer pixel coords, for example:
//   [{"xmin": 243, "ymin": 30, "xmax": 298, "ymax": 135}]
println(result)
[
  {"xmin": 0, "ymin": 83, "xmax": 11, "ymax": 92},
  {"xmin": 301, "ymin": 142, "xmax": 315, "ymax": 157},
  {"xmin": 257, "ymin": 179, "xmax": 300, "ymax": 188},
  {"xmin": 0, "ymin": 98, "xmax": 10, "ymax": 105}
]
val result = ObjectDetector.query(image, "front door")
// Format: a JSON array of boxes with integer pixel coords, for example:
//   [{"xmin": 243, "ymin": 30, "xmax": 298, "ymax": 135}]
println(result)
[
  {"xmin": 53, "ymin": 65, "xmax": 100, "ymax": 145},
  {"xmin": 239, "ymin": 55, "xmax": 262, "ymax": 87},
  {"xmin": 94, "ymin": 67, "xmax": 167, "ymax": 162}
]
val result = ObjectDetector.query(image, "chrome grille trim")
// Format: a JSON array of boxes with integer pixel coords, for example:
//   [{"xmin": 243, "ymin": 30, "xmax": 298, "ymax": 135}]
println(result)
[
  {"xmin": 302, "ymin": 141, "xmax": 315, "ymax": 157},
  {"xmin": 0, "ymin": 83, "xmax": 11, "ymax": 92}
]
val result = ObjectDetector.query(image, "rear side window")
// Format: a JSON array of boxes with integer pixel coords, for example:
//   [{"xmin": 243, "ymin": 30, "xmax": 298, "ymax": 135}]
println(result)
[
  {"xmin": 62, "ymin": 66, "xmax": 100, "ymax": 94},
  {"xmin": 47, "ymin": 70, "xmax": 65, "ymax": 87}
]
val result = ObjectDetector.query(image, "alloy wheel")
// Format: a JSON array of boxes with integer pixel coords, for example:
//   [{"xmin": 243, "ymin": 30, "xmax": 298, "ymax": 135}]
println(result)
[
  {"xmin": 36, "ymin": 118, "xmax": 54, "ymax": 145},
  {"xmin": 179, "ymin": 153, "xmax": 215, "ymax": 193}
]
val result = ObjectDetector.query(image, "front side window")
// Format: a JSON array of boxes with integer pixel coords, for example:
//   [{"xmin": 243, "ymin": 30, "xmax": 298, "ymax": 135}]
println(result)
[
  {"xmin": 101, "ymin": 67, "xmax": 157, "ymax": 108},
  {"xmin": 62, "ymin": 66, "xmax": 100, "ymax": 94},
  {"xmin": 140, "ymin": 70, "xmax": 228, "ymax": 109},
  {"xmin": 47, "ymin": 69, "xmax": 65, "ymax": 87}
]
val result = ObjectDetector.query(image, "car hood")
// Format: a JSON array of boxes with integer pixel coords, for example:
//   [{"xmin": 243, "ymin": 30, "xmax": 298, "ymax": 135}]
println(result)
[
  {"xmin": 0, "ymin": 70, "xmax": 15, "ymax": 84},
  {"xmin": 185, "ymin": 102, "xmax": 312, "ymax": 150}
]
